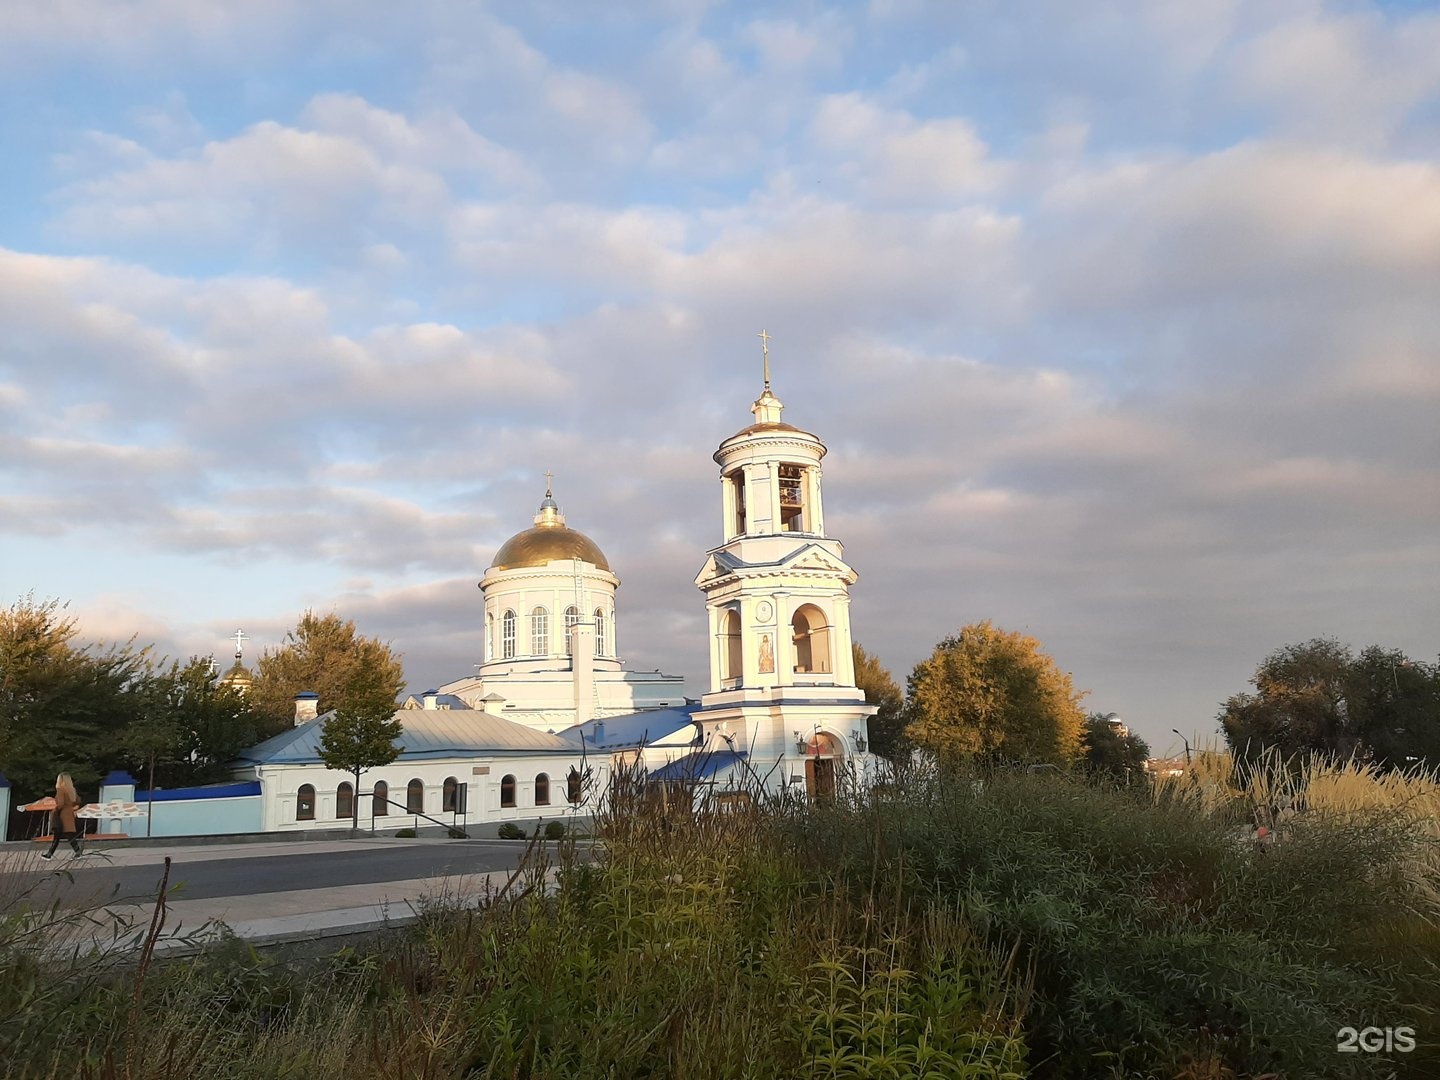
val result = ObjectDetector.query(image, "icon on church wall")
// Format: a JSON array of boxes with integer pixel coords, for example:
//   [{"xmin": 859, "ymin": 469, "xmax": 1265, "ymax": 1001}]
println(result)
[{"xmin": 758, "ymin": 633, "xmax": 774, "ymax": 673}]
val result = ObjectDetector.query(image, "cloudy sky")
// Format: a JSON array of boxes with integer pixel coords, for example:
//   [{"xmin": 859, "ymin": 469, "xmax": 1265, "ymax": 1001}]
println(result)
[{"xmin": 2, "ymin": 1, "xmax": 1437, "ymax": 753}]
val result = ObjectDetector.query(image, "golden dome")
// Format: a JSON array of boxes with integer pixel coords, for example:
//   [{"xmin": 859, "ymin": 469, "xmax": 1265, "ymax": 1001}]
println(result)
[
  {"xmin": 491, "ymin": 525, "xmax": 610, "ymax": 571},
  {"xmin": 489, "ymin": 490, "xmax": 610, "ymax": 572}
]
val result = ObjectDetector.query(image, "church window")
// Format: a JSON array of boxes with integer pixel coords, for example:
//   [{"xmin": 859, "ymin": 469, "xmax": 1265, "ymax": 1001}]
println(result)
[
  {"xmin": 336, "ymin": 782, "xmax": 354, "ymax": 820},
  {"xmin": 502, "ymin": 610, "xmax": 516, "ymax": 659},
  {"xmin": 531, "ymin": 607, "xmax": 549, "ymax": 656},
  {"xmin": 406, "ymin": 779, "xmax": 424, "ymax": 814},
  {"xmin": 594, "ymin": 608, "xmax": 607, "ymax": 656},
  {"xmin": 535, "ymin": 773, "xmax": 550, "ymax": 806},
  {"xmin": 567, "ymin": 767, "xmax": 583, "ymax": 804},
  {"xmin": 779, "ymin": 464, "xmax": 806, "ymax": 532},
  {"xmin": 373, "ymin": 781, "xmax": 389, "ymax": 817},
  {"xmin": 564, "ymin": 606, "xmax": 580, "ymax": 656},
  {"xmin": 296, "ymin": 784, "xmax": 315, "ymax": 821},
  {"xmin": 442, "ymin": 776, "xmax": 458, "ymax": 812},
  {"xmin": 720, "ymin": 607, "xmax": 742, "ymax": 684},
  {"xmin": 791, "ymin": 605, "xmax": 832, "ymax": 676},
  {"xmin": 501, "ymin": 774, "xmax": 517, "ymax": 808}
]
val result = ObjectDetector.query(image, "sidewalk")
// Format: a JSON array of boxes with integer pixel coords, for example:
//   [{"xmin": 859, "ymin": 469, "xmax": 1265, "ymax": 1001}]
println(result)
[{"xmin": 3, "ymin": 840, "xmax": 546, "ymax": 957}]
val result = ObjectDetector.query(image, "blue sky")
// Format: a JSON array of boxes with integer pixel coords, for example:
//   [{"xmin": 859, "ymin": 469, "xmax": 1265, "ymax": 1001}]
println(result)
[{"xmin": 2, "ymin": 0, "xmax": 1438, "ymax": 753}]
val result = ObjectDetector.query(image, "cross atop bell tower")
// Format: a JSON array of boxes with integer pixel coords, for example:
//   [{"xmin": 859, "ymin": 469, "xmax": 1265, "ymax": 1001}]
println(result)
[{"xmin": 751, "ymin": 329, "xmax": 784, "ymax": 425}]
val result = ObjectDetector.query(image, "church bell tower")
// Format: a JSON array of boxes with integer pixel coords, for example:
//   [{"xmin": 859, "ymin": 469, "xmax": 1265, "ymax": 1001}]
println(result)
[{"xmin": 693, "ymin": 334, "xmax": 874, "ymax": 794}]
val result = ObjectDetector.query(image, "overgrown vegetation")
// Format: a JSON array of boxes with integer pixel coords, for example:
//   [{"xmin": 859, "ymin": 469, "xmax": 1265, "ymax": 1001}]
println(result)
[{"xmin": 2, "ymin": 754, "xmax": 1436, "ymax": 1078}]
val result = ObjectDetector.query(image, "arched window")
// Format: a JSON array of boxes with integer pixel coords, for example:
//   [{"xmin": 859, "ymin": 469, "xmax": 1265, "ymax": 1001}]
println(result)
[
  {"xmin": 406, "ymin": 779, "xmax": 424, "ymax": 813},
  {"xmin": 501, "ymin": 774, "xmax": 517, "ymax": 808},
  {"xmin": 502, "ymin": 609, "xmax": 516, "ymax": 659},
  {"xmin": 485, "ymin": 613, "xmax": 494, "ymax": 661},
  {"xmin": 792, "ymin": 604, "xmax": 832, "ymax": 676},
  {"xmin": 720, "ymin": 607, "xmax": 742, "ymax": 683},
  {"xmin": 567, "ymin": 767, "xmax": 583, "ymax": 804},
  {"xmin": 296, "ymin": 784, "xmax": 316, "ymax": 821},
  {"xmin": 594, "ymin": 608, "xmax": 607, "ymax": 656},
  {"xmin": 535, "ymin": 773, "xmax": 550, "ymax": 806},
  {"xmin": 531, "ymin": 607, "xmax": 549, "ymax": 656},
  {"xmin": 373, "ymin": 780, "xmax": 389, "ymax": 817},
  {"xmin": 336, "ymin": 782, "xmax": 354, "ymax": 820},
  {"xmin": 564, "ymin": 606, "xmax": 580, "ymax": 656},
  {"xmin": 442, "ymin": 776, "xmax": 458, "ymax": 812}
]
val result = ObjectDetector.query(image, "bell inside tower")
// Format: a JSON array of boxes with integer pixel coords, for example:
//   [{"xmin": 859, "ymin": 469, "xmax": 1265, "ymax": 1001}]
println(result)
[{"xmin": 778, "ymin": 464, "xmax": 806, "ymax": 532}]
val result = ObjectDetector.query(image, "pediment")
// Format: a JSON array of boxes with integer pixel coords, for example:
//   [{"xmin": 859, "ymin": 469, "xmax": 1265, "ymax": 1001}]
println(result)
[
  {"xmin": 693, "ymin": 551, "xmax": 741, "ymax": 587},
  {"xmin": 780, "ymin": 544, "xmax": 851, "ymax": 576}
]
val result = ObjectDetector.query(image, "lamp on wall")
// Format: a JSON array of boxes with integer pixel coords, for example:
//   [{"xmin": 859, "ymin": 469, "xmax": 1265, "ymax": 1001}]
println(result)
[
  {"xmin": 794, "ymin": 730, "xmax": 807, "ymax": 756},
  {"xmin": 852, "ymin": 730, "xmax": 867, "ymax": 754}
]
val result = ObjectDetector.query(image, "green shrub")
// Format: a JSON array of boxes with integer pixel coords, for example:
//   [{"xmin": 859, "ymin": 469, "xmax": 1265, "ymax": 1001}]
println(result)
[
  {"xmin": 496, "ymin": 822, "xmax": 525, "ymax": 840},
  {"xmin": 392, "ymin": 827, "xmax": 416, "ymax": 838},
  {"xmin": 543, "ymin": 820, "xmax": 565, "ymax": 841},
  {"xmin": 446, "ymin": 827, "xmax": 467, "ymax": 839},
  {"xmin": 802, "ymin": 764, "xmax": 1433, "ymax": 1079}
]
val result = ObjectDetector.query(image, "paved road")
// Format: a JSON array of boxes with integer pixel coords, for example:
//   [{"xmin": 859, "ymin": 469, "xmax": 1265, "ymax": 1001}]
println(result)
[{"xmin": 26, "ymin": 841, "xmax": 537, "ymax": 909}]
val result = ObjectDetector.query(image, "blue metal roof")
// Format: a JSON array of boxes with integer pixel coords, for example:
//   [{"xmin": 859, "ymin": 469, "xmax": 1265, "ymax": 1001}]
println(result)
[
  {"xmin": 140, "ymin": 781, "xmax": 261, "ymax": 802},
  {"xmin": 233, "ymin": 708, "xmax": 580, "ymax": 766},
  {"xmin": 559, "ymin": 706, "xmax": 700, "ymax": 751},
  {"xmin": 648, "ymin": 749, "xmax": 748, "ymax": 783}
]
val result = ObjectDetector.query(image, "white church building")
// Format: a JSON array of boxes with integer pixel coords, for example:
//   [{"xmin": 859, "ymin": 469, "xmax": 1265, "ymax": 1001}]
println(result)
[{"xmin": 116, "ymin": 354, "xmax": 877, "ymax": 837}]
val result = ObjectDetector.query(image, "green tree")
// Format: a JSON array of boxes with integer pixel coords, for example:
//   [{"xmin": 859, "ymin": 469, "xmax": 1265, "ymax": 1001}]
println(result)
[
  {"xmin": 0, "ymin": 595, "xmax": 148, "ymax": 812},
  {"xmin": 318, "ymin": 664, "xmax": 404, "ymax": 833},
  {"xmin": 903, "ymin": 621, "xmax": 1085, "ymax": 766},
  {"xmin": 1221, "ymin": 639, "xmax": 1439, "ymax": 767},
  {"xmin": 852, "ymin": 642, "xmax": 905, "ymax": 761},
  {"xmin": 1080, "ymin": 713, "xmax": 1151, "ymax": 780},
  {"xmin": 250, "ymin": 611, "xmax": 405, "ymax": 735},
  {"xmin": 123, "ymin": 657, "xmax": 264, "ymax": 790}
]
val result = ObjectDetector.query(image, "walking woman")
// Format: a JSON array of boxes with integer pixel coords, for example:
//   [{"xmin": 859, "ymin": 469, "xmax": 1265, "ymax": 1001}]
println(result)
[{"xmin": 40, "ymin": 773, "xmax": 84, "ymax": 860}]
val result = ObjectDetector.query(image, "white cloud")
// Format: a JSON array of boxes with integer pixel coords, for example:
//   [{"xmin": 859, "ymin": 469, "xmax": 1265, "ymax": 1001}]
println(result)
[
  {"xmin": 810, "ymin": 94, "xmax": 1006, "ymax": 201},
  {"xmin": 1229, "ymin": 8, "xmax": 1440, "ymax": 148}
]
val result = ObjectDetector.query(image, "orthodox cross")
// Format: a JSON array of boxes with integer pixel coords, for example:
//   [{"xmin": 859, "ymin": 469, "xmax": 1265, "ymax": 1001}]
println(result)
[
  {"xmin": 757, "ymin": 329, "xmax": 772, "ymax": 392},
  {"xmin": 544, "ymin": 469, "xmax": 555, "ymax": 496},
  {"xmin": 232, "ymin": 627, "xmax": 248, "ymax": 661}
]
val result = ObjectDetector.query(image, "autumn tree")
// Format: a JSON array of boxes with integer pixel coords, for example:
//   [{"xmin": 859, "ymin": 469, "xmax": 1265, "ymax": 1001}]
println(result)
[
  {"xmin": 903, "ymin": 621, "xmax": 1085, "ymax": 766},
  {"xmin": 318, "ymin": 663, "xmax": 404, "ymax": 833},
  {"xmin": 1081, "ymin": 713, "xmax": 1151, "ymax": 780},
  {"xmin": 852, "ymin": 642, "xmax": 905, "ymax": 761},
  {"xmin": 1220, "ymin": 639, "xmax": 1439, "ymax": 767},
  {"xmin": 249, "ymin": 611, "xmax": 406, "ymax": 735}
]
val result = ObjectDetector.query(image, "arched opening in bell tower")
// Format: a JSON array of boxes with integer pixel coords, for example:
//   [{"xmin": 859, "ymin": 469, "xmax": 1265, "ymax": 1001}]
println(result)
[
  {"xmin": 720, "ymin": 607, "xmax": 742, "ymax": 686},
  {"xmin": 726, "ymin": 469, "xmax": 746, "ymax": 536},
  {"xmin": 778, "ymin": 464, "xmax": 807, "ymax": 532},
  {"xmin": 791, "ymin": 604, "xmax": 832, "ymax": 676}
]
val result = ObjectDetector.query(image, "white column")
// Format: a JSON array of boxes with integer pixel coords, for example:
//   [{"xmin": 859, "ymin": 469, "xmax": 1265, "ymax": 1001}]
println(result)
[{"xmin": 808, "ymin": 466, "xmax": 825, "ymax": 535}]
